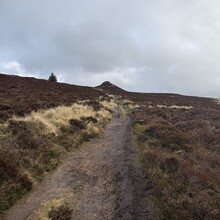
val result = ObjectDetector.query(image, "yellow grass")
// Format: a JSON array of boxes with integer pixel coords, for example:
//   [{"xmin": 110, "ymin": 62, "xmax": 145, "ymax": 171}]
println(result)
[
  {"xmin": 12, "ymin": 101, "xmax": 116, "ymax": 135},
  {"xmin": 156, "ymin": 105, "xmax": 194, "ymax": 109},
  {"xmin": 107, "ymin": 94, "xmax": 116, "ymax": 99},
  {"xmin": 100, "ymin": 100, "xmax": 118, "ymax": 111},
  {"xmin": 0, "ymin": 98, "xmax": 118, "ymax": 218},
  {"xmin": 34, "ymin": 198, "xmax": 64, "ymax": 220},
  {"xmin": 214, "ymin": 98, "xmax": 220, "ymax": 104},
  {"xmin": 122, "ymin": 99, "xmax": 140, "ymax": 110},
  {"xmin": 122, "ymin": 99, "xmax": 134, "ymax": 105},
  {"xmin": 87, "ymin": 122, "xmax": 103, "ymax": 136}
]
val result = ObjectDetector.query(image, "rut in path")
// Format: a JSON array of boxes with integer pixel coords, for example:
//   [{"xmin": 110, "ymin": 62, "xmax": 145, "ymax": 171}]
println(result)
[{"xmin": 4, "ymin": 111, "xmax": 156, "ymax": 220}]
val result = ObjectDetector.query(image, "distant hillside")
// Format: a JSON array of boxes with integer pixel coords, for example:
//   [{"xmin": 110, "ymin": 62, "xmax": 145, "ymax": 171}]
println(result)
[
  {"xmin": 0, "ymin": 74, "xmax": 217, "ymax": 123},
  {"xmin": 98, "ymin": 81, "xmax": 215, "ymax": 109},
  {"xmin": 1, "ymin": 73, "xmax": 220, "ymax": 219},
  {"xmin": 0, "ymin": 74, "xmax": 105, "ymax": 122}
]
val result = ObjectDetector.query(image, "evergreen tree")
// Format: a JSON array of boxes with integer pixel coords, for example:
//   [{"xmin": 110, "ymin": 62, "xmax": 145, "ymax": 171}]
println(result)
[{"xmin": 48, "ymin": 73, "xmax": 57, "ymax": 82}]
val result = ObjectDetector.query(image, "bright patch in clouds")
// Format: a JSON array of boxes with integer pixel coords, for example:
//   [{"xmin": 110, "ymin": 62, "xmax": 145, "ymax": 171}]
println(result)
[{"xmin": 0, "ymin": 60, "xmax": 26, "ymax": 76}]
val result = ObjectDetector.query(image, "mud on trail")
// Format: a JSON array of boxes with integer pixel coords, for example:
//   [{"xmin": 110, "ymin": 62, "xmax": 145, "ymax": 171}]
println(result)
[{"xmin": 4, "ymin": 111, "xmax": 156, "ymax": 220}]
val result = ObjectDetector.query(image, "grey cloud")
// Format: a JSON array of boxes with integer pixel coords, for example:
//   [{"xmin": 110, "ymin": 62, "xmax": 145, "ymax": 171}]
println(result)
[{"xmin": 0, "ymin": 0, "xmax": 220, "ymax": 97}]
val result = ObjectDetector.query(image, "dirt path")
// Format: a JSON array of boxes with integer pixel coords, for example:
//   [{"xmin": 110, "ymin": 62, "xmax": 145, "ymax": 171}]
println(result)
[{"xmin": 4, "ymin": 111, "xmax": 156, "ymax": 220}]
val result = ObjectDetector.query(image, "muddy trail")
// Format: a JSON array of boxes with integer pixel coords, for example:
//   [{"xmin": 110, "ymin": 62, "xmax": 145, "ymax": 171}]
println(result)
[{"xmin": 4, "ymin": 111, "xmax": 156, "ymax": 220}]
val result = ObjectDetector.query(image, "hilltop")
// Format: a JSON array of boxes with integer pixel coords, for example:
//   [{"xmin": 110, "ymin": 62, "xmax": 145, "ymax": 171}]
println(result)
[{"xmin": 97, "ymin": 81, "xmax": 127, "ymax": 96}]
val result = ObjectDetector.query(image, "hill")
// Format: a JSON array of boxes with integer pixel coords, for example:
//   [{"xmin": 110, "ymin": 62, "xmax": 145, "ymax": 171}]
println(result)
[
  {"xmin": 0, "ymin": 74, "xmax": 220, "ymax": 219},
  {"xmin": 0, "ymin": 74, "xmax": 117, "ymax": 218},
  {"xmin": 0, "ymin": 73, "xmax": 105, "ymax": 122},
  {"xmin": 99, "ymin": 80, "xmax": 220, "ymax": 219},
  {"xmin": 97, "ymin": 81, "xmax": 127, "ymax": 96}
]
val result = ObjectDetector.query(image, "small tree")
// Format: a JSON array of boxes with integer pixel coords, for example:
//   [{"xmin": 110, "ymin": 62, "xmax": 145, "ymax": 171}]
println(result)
[{"xmin": 48, "ymin": 73, "xmax": 57, "ymax": 82}]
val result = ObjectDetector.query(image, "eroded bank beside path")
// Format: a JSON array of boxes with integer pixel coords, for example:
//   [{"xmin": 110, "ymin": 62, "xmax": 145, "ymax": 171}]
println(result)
[{"xmin": 4, "ymin": 110, "xmax": 157, "ymax": 220}]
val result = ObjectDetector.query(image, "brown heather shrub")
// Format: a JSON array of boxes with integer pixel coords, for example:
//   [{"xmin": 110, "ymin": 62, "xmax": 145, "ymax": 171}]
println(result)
[
  {"xmin": 69, "ymin": 119, "xmax": 87, "ymax": 130},
  {"xmin": 0, "ymin": 150, "xmax": 33, "ymax": 216},
  {"xmin": 140, "ymin": 150, "xmax": 159, "ymax": 169},
  {"xmin": 0, "ymin": 151, "xmax": 18, "ymax": 183},
  {"xmin": 132, "ymin": 95, "xmax": 220, "ymax": 219},
  {"xmin": 144, "ymin": 124, "xmax": 192, "ymax": 152},
  {"xmin": 80, "ymin": 116, "xmax": 98, "ymax": 123},
  {"xmin": 8, "ymin": 120, "xmax": 44, "ymax": 149},
  {"xmin": 160, "ymin": 157, "xmax": 179, "ymax": 174},
  {"xmin": 139, "ymin": 145, "xmax": 220, "ymax": 219},
  {"xmin": 48, "ymin": 205, "xmax": 73, "ymax": 220},
  {"xmin": 82, "ymin": 100, "xmax": 102, "ymax": 111}
]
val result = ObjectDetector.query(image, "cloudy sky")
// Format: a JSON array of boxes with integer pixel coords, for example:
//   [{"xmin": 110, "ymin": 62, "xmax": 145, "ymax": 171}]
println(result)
[{"xmin": 0, "ymin": 0, "xmax": 220, "ymax": 97}]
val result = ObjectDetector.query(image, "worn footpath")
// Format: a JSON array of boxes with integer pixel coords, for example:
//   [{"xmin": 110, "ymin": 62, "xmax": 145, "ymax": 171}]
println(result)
[{"xmin": 4, "ymin": 111, "xmax": 156, "ymax": 220}]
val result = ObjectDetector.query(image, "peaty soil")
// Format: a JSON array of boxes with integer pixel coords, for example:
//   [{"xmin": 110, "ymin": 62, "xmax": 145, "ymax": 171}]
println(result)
[{"xmin": 3, "ymin": 111, "xmax": 157, "ymax": 220}]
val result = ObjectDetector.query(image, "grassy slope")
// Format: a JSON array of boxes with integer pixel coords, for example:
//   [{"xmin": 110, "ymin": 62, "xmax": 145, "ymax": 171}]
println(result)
[
  {"xmin": 0, "ymin": 73, "xmax": 105, "ymax": 122},
  {"xmin": 0, "ymin": 74, "xmax": 119, "ymax": 217},
  {"xmin": 0, "ymin": 97, "xmax": 118, "ymax": 217},
  {"xmin": 1, "ymin": 75, "xmax": 220, "ymax": 219}
]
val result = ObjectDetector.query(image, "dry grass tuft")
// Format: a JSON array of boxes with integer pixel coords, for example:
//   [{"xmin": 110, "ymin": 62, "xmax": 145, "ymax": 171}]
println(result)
[
  {"xmin": 100, "ymin": 99, "xmax": 118, "ymax": 112},
  {"xmin": 156, "ymin": 104, "xmax": 194, "ymax": 109},
  {"xmin": 34, "ymin": 198, "xmax": 70, "ymax": 220},
  {"xmin": 12, "ymin": 103, "xmax": 97, "ymax": 135},
  {"xmin": 213, "ymin": 98, "xmax": 220, "ymax": 104},
  {"xmin": 123, "ymin": 99, "xmax": 140, "ymax": 110}
]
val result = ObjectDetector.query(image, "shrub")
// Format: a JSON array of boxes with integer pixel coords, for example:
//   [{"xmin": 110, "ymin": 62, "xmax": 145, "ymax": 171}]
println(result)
[
  {"xmin": 69, "ymin": 119, "xmax": 86, "ymax": 130},
  {"xmin": 9, "ymin": 120, "xmax": 44, "ymax": 149},
  {"xmin": 160, "ymin": 157, "xmax": 179, "ymax": 174},
  {"xmin": 80, "ymin": 116, "xmax": 98, "ymax": 123},
  {"xmin": 132, "ymin": 98, "xmax": 220, "ymax": 219},
  {"xmin": 0, "ymin": 151, "xmax": 18, "ymax": 183},
  {"xmin": 48, "ymin": 205, "xmax": 72, "ymax": 220},
  {"xmin": 48, "ymin": 73, "xmax": 57, "ymax": 82}
]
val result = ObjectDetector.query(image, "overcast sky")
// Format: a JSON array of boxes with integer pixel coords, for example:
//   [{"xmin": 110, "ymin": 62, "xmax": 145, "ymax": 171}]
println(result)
[{"xmin": 0, "ymin": 0, "xmax": 220, "ymax": 97}]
